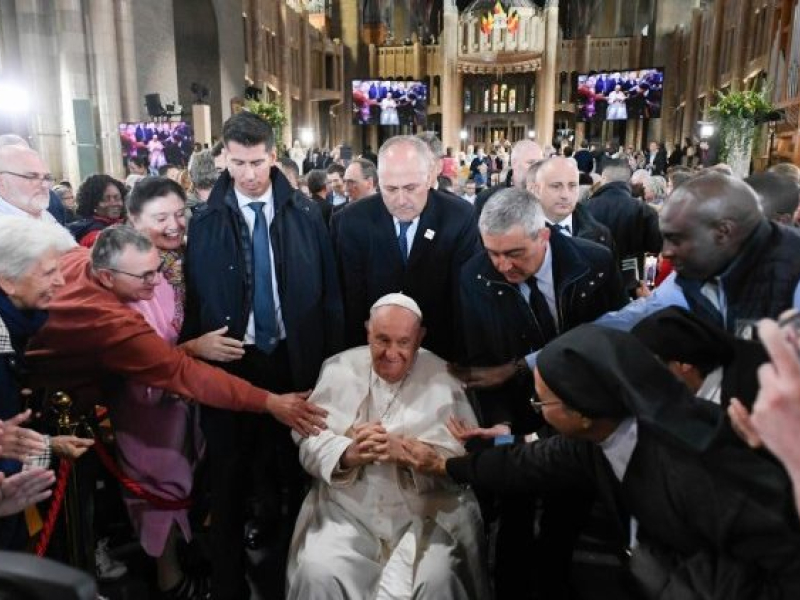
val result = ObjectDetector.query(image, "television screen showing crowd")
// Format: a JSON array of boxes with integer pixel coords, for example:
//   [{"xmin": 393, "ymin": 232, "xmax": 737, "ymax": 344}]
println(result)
[
  {"xmin": 118, "ymin": 121, "xmax": 194, "ymax": 173},
  {"xmin": 576, "ymin": 68, "xmax": 664, "ymax": 122},
  {"xmin": 351, "ymin": 79, "xmax": 428, "ymax": 127}
]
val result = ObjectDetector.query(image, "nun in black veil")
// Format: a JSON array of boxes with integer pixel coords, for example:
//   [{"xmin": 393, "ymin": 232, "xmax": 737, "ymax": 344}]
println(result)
[{"xmin": 402, "ymin": 324, "xmax": 800, "ymax": 600}]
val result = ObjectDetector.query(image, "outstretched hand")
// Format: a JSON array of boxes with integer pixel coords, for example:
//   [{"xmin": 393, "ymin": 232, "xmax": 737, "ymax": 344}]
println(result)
[
  {"xmin": 0, "ymin": 410, "xmax": 47, "ymax": 461},
  {"xmin": 184, "ymin": 326, "xmax": 245, "ymax": 362},
  {"xmin": 447, "ymin": 416, "xmax": 511, "ymax": 444},
  {"xmin": 399, "ymin": 438, "xmax": 447, "ymax": 477},
  {"xmin": 51, "ymin": 436, "xmax": 95, "ymax": 461},
  {"xmin": 267, "ymin": 390, "xmax": 328, "ymax": 437}
]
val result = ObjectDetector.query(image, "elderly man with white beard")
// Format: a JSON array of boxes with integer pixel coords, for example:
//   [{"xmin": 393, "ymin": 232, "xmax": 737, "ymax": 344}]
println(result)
[
  {"xmin": 0, "ymin": 144, "xmax": 58, "ymax": 223},
  {"xmin": 287, "ymin": 293, "xmax": 488, "ymax": 600}
]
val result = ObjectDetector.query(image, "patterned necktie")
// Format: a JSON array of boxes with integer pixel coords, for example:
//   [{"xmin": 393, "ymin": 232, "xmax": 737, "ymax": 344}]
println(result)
[
  {"xmin": 397, "ymin": 221, "xmax": 412, "ymax": 264},
  {"xmin": 248, "ymin": 202, "xmax": 278, "ymax": 352}
]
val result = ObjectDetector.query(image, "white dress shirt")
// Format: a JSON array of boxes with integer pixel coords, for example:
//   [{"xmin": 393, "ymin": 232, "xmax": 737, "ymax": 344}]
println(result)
[
  {"xmin": 234, "ymin": 186, "xmax": 286, "ymax": 345},
  {"xmin": 0, "ymin": 195, "xmax": 57, "ymax": 223}
]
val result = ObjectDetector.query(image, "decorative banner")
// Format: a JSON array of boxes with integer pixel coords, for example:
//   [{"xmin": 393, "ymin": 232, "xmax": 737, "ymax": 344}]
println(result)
[{"xmin": 480, "ymin": 1, "xmax": 520, "ymax": 36}]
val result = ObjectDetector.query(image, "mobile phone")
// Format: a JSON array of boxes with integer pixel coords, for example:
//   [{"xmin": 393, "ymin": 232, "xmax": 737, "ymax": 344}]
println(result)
[{"xmin": 644, "ymin": 255, "xmax": 658, "ymax": 289}]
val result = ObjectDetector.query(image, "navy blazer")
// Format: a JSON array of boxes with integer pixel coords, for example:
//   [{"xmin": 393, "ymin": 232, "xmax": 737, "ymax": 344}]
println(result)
[{"xmin": 182, "ymin": 168, "xmax": 343, "ymax": 389}]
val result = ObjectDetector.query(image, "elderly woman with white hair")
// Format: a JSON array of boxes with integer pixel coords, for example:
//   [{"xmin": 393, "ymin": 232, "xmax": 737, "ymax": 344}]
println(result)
[
  {"xmin": 0, "ymin": 216, "xmax": 93, "ymax": 549},
  {"xmin": 643, "ymin": 174, "xmax": 668, "ymax": 210}
]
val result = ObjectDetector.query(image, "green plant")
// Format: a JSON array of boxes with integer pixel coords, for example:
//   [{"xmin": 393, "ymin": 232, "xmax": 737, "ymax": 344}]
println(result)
[
  {"xmin": 244, "ymin": 98, "xmax": 287, "ymax": 147},
  {"xmin": 709, "ymin": 86, "xmax": 774, "ymax": 172},
  {"xmin": 709, "ymin": 87, "xmax": 774, "ymax": 121}
]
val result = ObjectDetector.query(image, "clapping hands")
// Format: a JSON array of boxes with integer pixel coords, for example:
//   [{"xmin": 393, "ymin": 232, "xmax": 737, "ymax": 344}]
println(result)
[
  {"xmin": 0, "ymin": 468, "xmax": 55, "ymax": 517},
  {"xmin": 0, "ymin": 410, "xmax": 46, "ymax": 462}
]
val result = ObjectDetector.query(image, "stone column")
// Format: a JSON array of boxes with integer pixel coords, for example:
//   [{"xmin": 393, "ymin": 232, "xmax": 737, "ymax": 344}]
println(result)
[
  {"xmin": 52, "ymin": 0, "xmax": 91, "ymax": 183},
  {"xmin": 536, "ymin": 0, "xmax": 558, "ymax": 147},
  {"xmin": 299, "ymin": 11, "xmax": 313, "ymax": 137},
  {"xmin": 440, "ymin": 0, "xmax": 461, "ymax": 152},
  {"xmin": 214, "ymin": 0, "xmax": 245, "ymax": 125},
  {"xmin": 279, "ymin": 1, "xmax": 293, "ymax": 149},
  {"xmin": 681, "ymin": 10, "xmax": 702, "ymax": 145},
  {"xmin": 730, "ymin": 0, "xmax": 752, "ymax": 91},
  {"xmin": 14, "ymin": 0, "xmax": 63, "ymax": 169},
  {"xmin": 339, "ymin": 0, "xmax": 361, "ymax": 146},
  {"xmin": 115, "ymin": 0, "xmax": 140, "ymax": 122},
  {"xmin": 704, "ymin": 0, "xmax": 725, "ymax": 93},
  {"xmin": 88, "ymin": 0, "xmax": 124, "ymax": 177}
]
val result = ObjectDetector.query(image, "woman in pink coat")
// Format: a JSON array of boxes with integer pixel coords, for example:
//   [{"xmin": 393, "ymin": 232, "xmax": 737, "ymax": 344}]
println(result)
[{"xmin": 117, "ymin": 176, "xmax": 245, "ymax": 600}]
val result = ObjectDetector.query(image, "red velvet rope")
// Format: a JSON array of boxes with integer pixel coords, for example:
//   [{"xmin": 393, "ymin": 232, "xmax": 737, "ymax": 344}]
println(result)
[
  {"xmin": 35, "ymin": 459, "xmax": 72, "ymax": 557},
  {"xmin": 92, "ymin": 436, "xmax": 192, "ymax": 510}
]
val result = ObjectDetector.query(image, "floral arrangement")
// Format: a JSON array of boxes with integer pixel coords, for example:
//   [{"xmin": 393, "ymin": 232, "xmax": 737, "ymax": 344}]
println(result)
[
  {"xmin": 709, "ymin": 87, "xmax": 774, "ymax": 176},
  {"xmin": 244, "ymin": 98, "xmax": 287, "ymax": 148},
  {"xmin": 710, "ymin": 87, "xmax": 774, "ymax": 121}
]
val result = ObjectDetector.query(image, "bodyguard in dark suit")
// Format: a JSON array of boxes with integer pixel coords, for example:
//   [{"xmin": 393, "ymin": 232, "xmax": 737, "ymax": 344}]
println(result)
[
  {"xmin": 456, "ymin": 187, "xmax": 627, "ymax": 599},
  {"xmin": 332, "ymin": 135, "xmax": 480, "ymax": 362},
  {"xmin": 529, "ymin": 156, "xmax": 616, "ymax": 256},
  {"xmin": 182, "ymin": 111, "xmax": 342, "ymax": 600}
]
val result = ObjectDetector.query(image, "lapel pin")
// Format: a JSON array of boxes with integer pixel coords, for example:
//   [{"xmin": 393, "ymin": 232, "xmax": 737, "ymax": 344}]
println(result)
[{"xmin": 424, "ymin": 229, "xmax": 435, "ymax": 240}]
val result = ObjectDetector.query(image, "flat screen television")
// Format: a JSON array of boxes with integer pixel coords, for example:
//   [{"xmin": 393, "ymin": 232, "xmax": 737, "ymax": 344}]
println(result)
[
  {"xmin": 575, "ymin": 68, "xmax": 663, "ymax": 122},
  {"xmin": 119, "ymin": 121, "xmax": 194, "ymax": 173},
  {"xmin": 352, "ymin": 79, "xmax": 428, "ymax": 127}
]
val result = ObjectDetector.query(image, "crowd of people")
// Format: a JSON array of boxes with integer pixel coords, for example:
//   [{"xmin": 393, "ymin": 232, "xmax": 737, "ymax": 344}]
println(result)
[
  {"xmin": 576, "ymin": 69, "xmax": 664, "ymax": 121},
  {"xmin": 2, "ymin": 117, "xmax": 800, "ymax": 600}
]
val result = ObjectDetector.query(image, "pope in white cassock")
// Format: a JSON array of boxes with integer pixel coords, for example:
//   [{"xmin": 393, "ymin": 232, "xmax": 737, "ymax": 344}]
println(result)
[{"xmin": 286, "ymin": 293, "xmax": 489, "ymax": 599}]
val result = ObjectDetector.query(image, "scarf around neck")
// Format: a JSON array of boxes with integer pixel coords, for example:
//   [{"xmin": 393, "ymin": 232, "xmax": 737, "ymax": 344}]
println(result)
[{"xmin": 0, "ymin": 289, "xmax": 48, "ymax": 353}]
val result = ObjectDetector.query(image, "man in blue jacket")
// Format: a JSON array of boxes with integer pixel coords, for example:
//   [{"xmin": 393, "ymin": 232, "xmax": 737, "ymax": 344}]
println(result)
[{"xmin": 182, "ymin": 111, "xmax": 343, "ymax": 600}]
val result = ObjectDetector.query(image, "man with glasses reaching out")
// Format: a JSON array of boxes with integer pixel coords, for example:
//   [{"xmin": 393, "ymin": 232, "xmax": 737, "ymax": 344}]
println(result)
[{"xmin": 32, "ymin": 224, "xmax": 324, "ymax": 442}]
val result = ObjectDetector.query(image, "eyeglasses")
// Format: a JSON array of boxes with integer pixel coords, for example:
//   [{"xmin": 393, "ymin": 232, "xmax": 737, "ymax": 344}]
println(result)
[
  {"xmin": 531, "ymin": 400, "xmax": 561, "ymax": 414},
  {"xmin": 106, "ymin": 259, "xmax": 165, "ymax": 284},
  {"xmin": 0, "ymin": 170, "xmax": 55, "ymax": 185}
]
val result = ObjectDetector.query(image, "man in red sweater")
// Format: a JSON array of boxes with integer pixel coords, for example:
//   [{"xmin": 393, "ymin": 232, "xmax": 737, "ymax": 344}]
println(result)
[{"xmin": 31, "ymin": 225, "xmax": 326, "ymax": 433}]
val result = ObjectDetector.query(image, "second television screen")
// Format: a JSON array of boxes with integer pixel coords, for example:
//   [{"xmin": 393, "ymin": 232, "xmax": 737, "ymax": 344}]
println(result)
[
  {"xmin": 576, "ymin": 68, "xmax": 663, "ymax": 122},
  {"xmin": 352, "ymin": 79, "xmax": 428, "ymax": 127}
]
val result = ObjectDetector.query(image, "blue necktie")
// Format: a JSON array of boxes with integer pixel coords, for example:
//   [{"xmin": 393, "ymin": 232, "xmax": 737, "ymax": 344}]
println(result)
[
  {"xmin": 248, "ymin": 202, "xmax": 278, "ymax": 353},
  {"xmin": 398, "ymin": 221, "xmax": 412, "ymax": 264},
  {"xmin": 556, "ymin": 223, "xmax": 571, "ymax": 235}
]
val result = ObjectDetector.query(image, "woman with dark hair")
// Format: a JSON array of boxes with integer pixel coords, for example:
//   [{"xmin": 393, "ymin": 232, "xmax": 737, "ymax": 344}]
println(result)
[
  {"xmin": 114, "ymin": 176, "xmax": 244, "ymax": 600},
  {"xmin": 403, "ymin": 325, "xmax": 800, "ymax": 599},
  {"xmin": 67, "ymin": 174, "xmax": 126, "ymax": 247}
]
